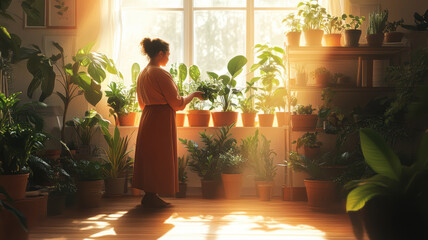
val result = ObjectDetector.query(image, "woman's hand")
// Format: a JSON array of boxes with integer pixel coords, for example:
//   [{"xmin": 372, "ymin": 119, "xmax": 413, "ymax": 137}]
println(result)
[{"xmin": 193, "ymin": 91, "xmax": 205, "ymax": 100}]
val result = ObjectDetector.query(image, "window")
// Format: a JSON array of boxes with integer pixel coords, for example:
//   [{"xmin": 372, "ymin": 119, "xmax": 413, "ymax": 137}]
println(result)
[{"xmin": 118, "ymin": 0, "xmax": 300, "ymax": 86}]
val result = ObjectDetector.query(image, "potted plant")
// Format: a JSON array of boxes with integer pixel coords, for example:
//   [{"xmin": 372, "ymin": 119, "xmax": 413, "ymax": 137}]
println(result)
[
  {"xmin": 220, "ymin": 149, "xmax": 246, "ymax": 199},
  {"xmin": 75, "ymin": 160, "xmax": 104, "ymax": 208},
  {"xmin": 170, "ymin": 63, "xmax": 188, "ymax": 127},
  {"xmin": 282, "ymin": 13, "xmax": 302, "ymax": 47},
  {"xmin": 343, "ymin": 14, "xmax": 366, "ymax": 47},
  {"xmin": 105, "ymin": 81, "xmax": 138, "ymax": 126},
  {"xmin": 297, "ymin": 0, "xmax": 327, "ymax": 46},
  {"xmin": 272, "ymin": 87, "xmax": 290, "ymax": 127},
  {"xmin": 65, "ymin": 110, "xmax": 110, "ymax": 160},
  {"xmin": 241, "ymin": 130, "xmax": 277, "ymax": 201},
  {"xmin": 176, "ymin": 155, "xmax": 189, "ymax": 198},
  {"xmin": 100, "ymin": 126, "xmax": 133, "ymax": 196},
  {"xmin": 384, "ymin": 19, "xmax": 404, "ymax": 42},
  {"xmin": 366, "ymin": 9, "xmax": 389, "ymax": 47},
  {"xmin": 313, "ymin": 67, "xmax": 331, "ymax": 87},
  {"xmin": 291, "ymin": 104, "xmax": 318, "ymax": 131},
  {"xmin": 209, "ymin": 55, "xmax": 247, "ymax": 127},
  {"xmin": 187, "ymin": 65, "xmax": 218, "ymax": 127},
  {"xmin": 293, "ymin": 132, "xmax": 322, "ymax": 160},
  {"xmin": 401, "ymin": 9, "xmax": 428, "ymax": 50},
  {"xmin": 346, "ymin": 128, "xmax": 428, "ymax": 239},
  {"xmin": 47, "ymin": 169, "xmax": 76, "ymax": 216},
  {"xmin": 180, "ymin": 125, "xmax": 236, "ymax": 199},
  {"xmin": 238, "ymin": 77, "xmax": 258, "ymax": 127},
  {"xmin": 323, "ymin": 14, "xmax": 346, "ymax": 46}
]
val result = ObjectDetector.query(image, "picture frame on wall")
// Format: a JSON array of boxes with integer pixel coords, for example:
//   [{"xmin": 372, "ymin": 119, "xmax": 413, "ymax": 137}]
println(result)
[
  {"xmin": 24, "ymin": 0, "xmax": 46, "ymax": 28},
  {"xmin": 48, "ymin": 0, "xmax": 76, "ymax": 28}
]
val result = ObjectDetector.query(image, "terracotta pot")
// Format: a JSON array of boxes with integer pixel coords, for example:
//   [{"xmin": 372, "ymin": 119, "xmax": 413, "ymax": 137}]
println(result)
[
  {"xmin": 77, "ymin": 180, "xmax": 104, "ymax": 208},
  {"xmin": 303, "ymin": 29, "xmax": 324, "ymax": 46},
  {"xmin": 118, "ymin": 112, "xmax": 137, "ymax": 126},
  {"xmin": 314, "ymin": 74, "xmax": 330, "ymax": 87},
  {"xmin": 258, "ymin": 114, "xmax": 275, "ymax": 127},
  {"xmin": 201, "ymin": 180, "xmax": 218, "ymax": 199},
  {"xmin": 176, "ymin": 183, "xmax": 187, "ymax": 198},
  {"xmin": 104, "ymin": 178, "xmax": 126, "ymax": 196},
  {"xmin": 286, "ymin": 31, "xmax": 301, "ymax": 47},
  {"xmin": 176, "ymin": 112, "xmax": 186, "ymax": 127},
  {"xmin": 187, "ymin": 110, "xmax": 210, "ymax": 127},
  {"xmin": 257, "ymin": 184, "xmax": 273, "ymax": 201},
  {"xmin": 0, "ymin": 208, "xmax": 28, "ymax": 239},
  {"xmin": 11, "ymin": 195, "xmax": 47, "ymax": 229},
  {"xmin": 384, "ymin": 32, "xmax": 404, "ymax": 43},
  {"xmin": 304, "ymin": 179, "xmax": 341, "ymax": 212},
  {"xmin": 323, "ymin": 33, "xmax": 342, "ymax": 46},
  {"xmin": 296, "ymin": 72, "xmax": 307, "ymax": 86},
  {"xmin": 291, "ymin": 114, "xmax": 318, "ymax": 131},
  {"xmin": 221, "ymin": 174, "xmax": 243, "ymax": 200},
  {"xmin": 211, "ymin": 111, "xmax": 238, "ymax": 127},
  {"xmin": 302, "ymin": 146, "xmax": 320, "ymax": 160},
  {"xmin": 241, "ymin": 113, "xmax": 257, "ymax": 127},
  {"xmin": 366, "ymin": 33, "xmax": 384, "ymax": 48},
  {"xmin": 0, "ymin": 173, "xmax": 29, "ymax": 200},
  {"xmin": 47, "ymin": 194, "xmax": 66, "ymax": 216},
  {"xmin": 255, "ymin": 180, "xmax": 274, "ymax": 197},
  {"xmin": 276, "ymin": 112, "xmax": 290, "ymax": 127},
  {"xmin": 131, "ymin": 188, "xmax": 141, "ymax": 196},
  {"xmin": 344, "ymin": 29, "xmax": 361, "ymax": 47}
]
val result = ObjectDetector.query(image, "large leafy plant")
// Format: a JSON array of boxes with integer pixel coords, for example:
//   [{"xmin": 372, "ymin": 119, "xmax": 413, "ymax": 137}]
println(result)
[
  {"xmin": 187, "ymin": 64, "xmax": 218, "ymax": 110},
  {"xmin": 105, "ymin": 80, "xmax": 138, "ymax": 121},
  {"xmin": 208, "ymin": 55, "xmax": 247, "ymax": 112},
  {"xmin": 297, "ymin": 0, "xmax": 327, "ymax": 30}
]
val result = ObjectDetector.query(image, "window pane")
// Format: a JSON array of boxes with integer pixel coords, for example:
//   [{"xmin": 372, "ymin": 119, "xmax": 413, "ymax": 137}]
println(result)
[
  {"xmin": 122, "ymin": 0, "xmax": 183, "ymax": 8},
  {"xmin": 119, "ymin": 10, "xmax": 184, "ymax": 83},
  {"xmin": 194, "ymin": 10, "xmax": 246, "ymax": 87},
  {"xmin": 194, "ymin": 0, "xmax": 245, "ymax": 8},
  {"xmin": 254, "ymin": 0, "xmax": 300, "ymax": 8}
]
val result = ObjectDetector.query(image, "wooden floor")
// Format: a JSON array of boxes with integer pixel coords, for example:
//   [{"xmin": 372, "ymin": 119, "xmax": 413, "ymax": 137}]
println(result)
[{"xmin": 29, "ymin": 196, "xmax": 361, "ymax": 240}]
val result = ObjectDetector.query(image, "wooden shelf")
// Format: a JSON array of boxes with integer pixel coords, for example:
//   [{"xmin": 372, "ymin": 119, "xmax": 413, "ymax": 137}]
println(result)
[{"xmin": 290, "ymin": 86, "xmax": 394, "ymax": 92}]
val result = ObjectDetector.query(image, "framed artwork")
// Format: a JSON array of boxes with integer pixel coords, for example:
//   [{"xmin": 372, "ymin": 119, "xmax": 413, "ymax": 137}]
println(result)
[
  {"xmin": 48, "ymin": 0, "xmax": 76, "ymax": 28},
  {"xmin": 24, "ymin": 0, "xmax": 46, "ymax": 28},
  {"xmin": 43, "ymin": 35, "xmax": 76, "ymax": 74}
]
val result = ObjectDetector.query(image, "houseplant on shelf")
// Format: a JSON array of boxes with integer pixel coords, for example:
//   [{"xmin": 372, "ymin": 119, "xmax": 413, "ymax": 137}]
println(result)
[
  {"xmin": 241, "ymin": 130, "xmax": 277, "ymax": 201},
  {"xmin": 65, "ymin": 109, "xmax": 110, "ymax": 160},
  {"xmin": 291, "ymin": 104, "xmax": 318, "ymax": 131},
  {"xmin": 282, "ymin": 13, "xmax": 302, "ymax": 47},
  {"xmin": 313, "ymin": 67, "xmax": 332, "ymax": 87},
  {"xmin": 293, "ymin": 132, "xmax": 322, "ymax": 160},
  {"xmin": 297, "ymin": 0, "xmax": 327, "ymax": 46},
  {"xmin": 170, "ymin": 63, "xmax": 188, "ymax": 127},
  {"xmin": 343, "ymin": 14, "xmax": 366, "ymax": 47},
  {"xmin": 176, "ymin": 155, "xmax": 189, "ymax": 198},
  {"xmin": 180, "ymin": 125, "xmax": 237, "ymax": 199},
  {"xmin": 75, "ymin": 160, "xmax": 104, "ymax": 208},
  {"xmin": 100, "ymin": 125, "xmax": 134, "ymax": 196},
  {"xmin": 220, "ymin": 149, "xmax": 246, "ymax": 199},
  {"xmin": 323, "ymin": 14, "xmax": 346, "ymax": 46},
  {"xmin": 105, "ymin": 81, "xmax": 138, "ymax": 126},
  {"xmin": 187, "ymin": 65, "xmax": 218, "ymax": 127},
  {"xmin": 366, "ymin": 9, "xmax": 389, "ymax": 47},
  {"xmin": 346, "ymin": 128, "xmax": 428, "ymax": 240},
  {"xmin": 209, "ymin": 55, "xmax": 247, "ymax": 127},
  {"xmin": 238, "ymin": 77, "xmax": 258, "ymax": 127},
  {"xmin": 384, "ymin": 18, "xmax": 404, "ymax": 42}
]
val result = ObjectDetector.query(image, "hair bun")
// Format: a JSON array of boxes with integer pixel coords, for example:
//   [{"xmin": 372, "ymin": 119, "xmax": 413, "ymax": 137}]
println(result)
[
  {"xmin": 140, "ymin": 37, "xmax": 169, "ymax": 59},
  {"xmin": 141, "ymin": 38, "xmax": 152, "ymax": 54}
]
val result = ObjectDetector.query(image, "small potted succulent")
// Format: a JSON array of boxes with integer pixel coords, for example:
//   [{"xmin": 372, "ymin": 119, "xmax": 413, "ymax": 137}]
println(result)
[
  {"xmin": 282, "ymin": 13, "xmax": 302, "ymax": 47},
  {"xmin": 291, "ymin": 104, "xmax": 318, "ymax": 131},
  {"xmin": 293, "ymin": 132, "xmax": 322, "ymax": 160},
  {"xmin": 366, "ymin": 9, "xmax": 389, "ymax": 47},
  {"xmin": 323, "ymin": 14, "xmax": 346, "ymax": 46},
  {"xmin": 313, "ymin": 67, "xmax": 332, "ymax": 87},
  {"xmin": 220, "ymin": 149, "xmax": 246, "ymax": 199},
  {"xmin": 384, "ymin": 19, "xmax": 404, "ymax": 42},
  {"xmin": 343, "ymin": 14, "xmax": 366, "ymax": 47},
  {"xmin": 297, "ymin": 0, "xmax": 327, "ymax": 46}
]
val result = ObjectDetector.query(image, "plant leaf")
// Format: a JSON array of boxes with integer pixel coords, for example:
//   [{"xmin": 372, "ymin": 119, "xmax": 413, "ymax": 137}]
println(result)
[
  {"xmin": 178, "ymin": 63, "xmax": 187, "ymax": 82},
  {"xmin": 227, "ymin": 55, "xmax": 247, "ymax": 77},
  {"xmin": 346, "ymin": 183, "xmax": 387, "ymax": 212},
  {"xmin": 131, "ymin": 63, "xmax": 140, "ymax": 82},
  {"xmin": 189, "ymin": 65, "xmax": 201, "ymax": 81}
]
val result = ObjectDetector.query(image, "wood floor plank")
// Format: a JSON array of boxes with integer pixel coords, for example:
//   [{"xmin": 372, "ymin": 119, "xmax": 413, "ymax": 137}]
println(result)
[{"xmin": 28, "ymin": 196, "xmax": 363, "ymax": 240}]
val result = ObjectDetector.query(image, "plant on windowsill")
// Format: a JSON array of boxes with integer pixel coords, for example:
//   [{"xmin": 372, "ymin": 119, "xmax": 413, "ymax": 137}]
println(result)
[
  {"xmin": 240, "ymin": 130, "xmax": 277, "ymax": 201},
  {"xmin": 170, "ymin": 63, "xmax": 188, "ymax": 127},
  {"xmin": 384, "ymin": 18, "xmax": 404, "ymax": 43},
  {"xmin": 366, "ymin": 9, "xmax": 389, "ymax": 47},
  {"xmin": 323, "ymin": 14, "xmax": 346, "ymax": 46},
  {"xmin": 282, "ymin": 13, "xmax": 303, "ymax": 47},
  {"xmin": 297, "ymin": 0, "xmax": 327, "ymax": 46},
  {"xmin": 105, "ymin": 81, "xmax": 137, "ymax": 126},
  {"xmin": 313, "ymin": 66, "xmax": 332, "ymax": 87},
  {"xmin": 179, "ymin": 124, "xmax": 237, "ymax": 199},
  {"xmin": 208, "ymin": 55, "xmax": 247, "ymax": 127},
  {"xmin": 238, "ymin": 76, "xmax": 258, "ymax": 127},
  {"xmin": 291, "ymin": 104, "xmax": 318, "ymax": 131},
  {"xmin": 176, "ymin": 155, "xmax": 189, "ymax": 198},
  {"xmin": 293, "ymin": 132, "xmax": 322, "ymax": 160},
  {"xmin": 219, "ymin": 149, "xmax": 246, "ymax": 199},
  {"xmin": 75, "ymin": 160, "xmax": 104, "ymax": 208},
  {"xmin": 342, "ymin": 14, "xmax": 366, "ymax": 47}
]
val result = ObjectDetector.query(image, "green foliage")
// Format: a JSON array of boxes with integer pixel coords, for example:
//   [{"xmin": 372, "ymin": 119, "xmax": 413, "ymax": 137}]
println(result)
[
  {"xmin": 208, "ymin": 55, "xmax": 247, "ymax": 112},
  {"xmin": 240, "ymin": 130, "xmax": 277, "ymax": 181},
  {"xmin": 65, "ymin": 109, "xmax": 110, "ymax": 146},
  {"xmin": 42, "ymin": 156, "xmax": 76, "ymax": 196},
  {"xmin": 385, "ymin": 18, "xmax": 404, "ymax": 32},
  {"xmin": 238, "ymin": 77, "xmax": 258, "ymax": 113},
  {"xmin": 402, "ymin": 9, "xmax": 428, "ymax": 31},
  {"xmin": 100, "ymin": 126, "xmax": 134, "ymax": 179},
  {"xmin": 178, "ymin": 155, "xmax": 189, "ymax": 183},
  {"xmin": 297, "ymin": 0, "xmax": 327, "ymax": 30},
  {"xmin": 343, "ymin": 14, "xmax": 366, "ymax": 30},
  {"xmin": 179, "ymin": 124, "xmax": 237, "ymax": 180},
  {"xmin": 295, "ymin": 104, "xmax": 315, "ymax": 115},
  {"xmin": 287, "ymin": 151, "xmax": 326, "ymax": 180},
  {"xmin": 318, "ymin": 88, "xmax": 345, "ymax": 134},
  {"xmin": 170, "ymin": 63, "xmax": 187, "ymax": 96},
  {"xmin": 0, "ymin": 186, "xmax": 27, "ymax": 232},
  {"xmin": 367, "ymin": 10, "xmax": 389, "ymax": 35},
  {"xmin": 187, "ymin": 64, "xmax": 218, "ymax": 110},
  {"xmin": 105, "ymin": 82, "xmax": 135, "ymax": 117},
  {"xmin": 345, "ymin": 129, "xmax": 428, "ymax": 214},
  {"xmin": 293, "ymin": 132, "xmax": 322, "ymax": 149},
  {"xmin": 75, "ymin": 160, "xmax": 103, "ymax": 181},
  {"xmin": 323, "ymin": 14, "xmax": 346, "ymax": 34},
  {"xmin": 219, "ymin": 149, "xmax": 246, "ymax": 174},
  {"xmin": 282, "ymin": 13, "xmax": 302, "ymax": 32}
]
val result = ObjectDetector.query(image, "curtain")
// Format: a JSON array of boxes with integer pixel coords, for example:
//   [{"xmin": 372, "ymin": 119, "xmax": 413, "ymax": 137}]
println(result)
[{"xmin": 98, "ymin": 0, "xmax": 122, "ymax": 63}]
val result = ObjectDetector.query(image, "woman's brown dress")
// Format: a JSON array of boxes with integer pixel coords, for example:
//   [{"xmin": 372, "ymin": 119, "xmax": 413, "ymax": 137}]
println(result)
[{"xmin": 132, "ymin": 65, "xmax": 185, "ymax": 196}]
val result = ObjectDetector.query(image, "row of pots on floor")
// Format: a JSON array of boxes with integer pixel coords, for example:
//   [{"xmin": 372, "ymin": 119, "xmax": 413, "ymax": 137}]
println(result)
[{"xmin": 285, "ymin": 29, "xmax": 404, "ymax": 48}]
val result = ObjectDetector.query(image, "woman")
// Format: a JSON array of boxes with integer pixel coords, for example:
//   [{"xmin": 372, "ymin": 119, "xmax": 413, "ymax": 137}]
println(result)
[{"xmin": 132, "ymin": 38, "xmax": 203, "ymax": 208}]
